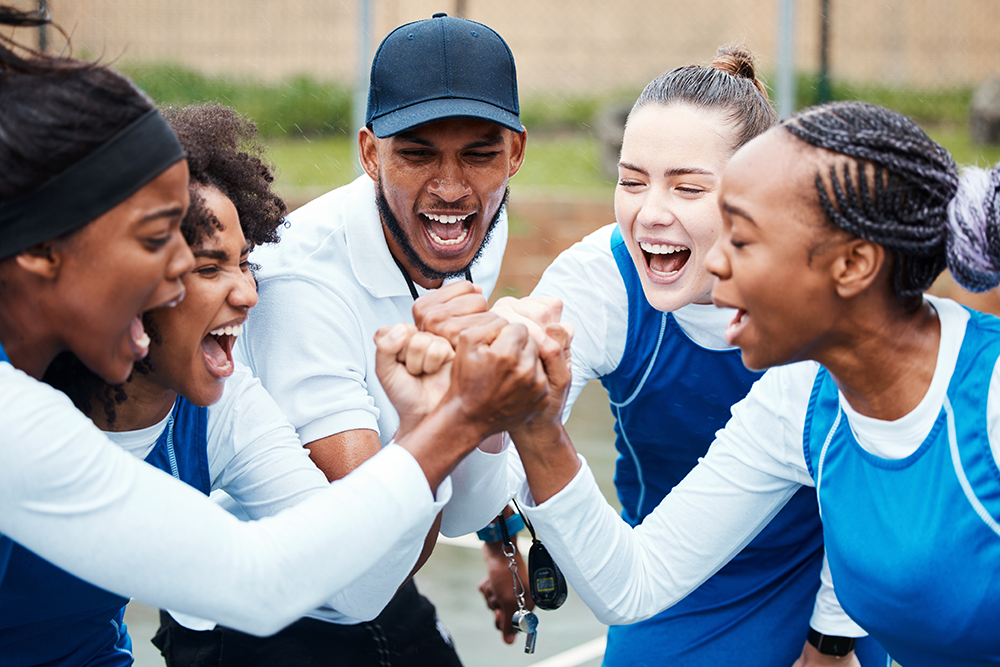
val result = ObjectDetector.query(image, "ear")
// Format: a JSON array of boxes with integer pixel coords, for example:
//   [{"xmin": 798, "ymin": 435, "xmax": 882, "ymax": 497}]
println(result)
[
  {"xmin": 832, "ymin": 238, "xmax": 885, "ymax": 299},
  {"xmin": 14, "ymin": 242, "xmax": 62, "ymax": 281},
  {"xmin": 358, "ymin": 127, "xmax": 380, "ymax": 182},
  {"xmin": 508, "ymin": 128, "xmax": 527, "ymax": 178}
]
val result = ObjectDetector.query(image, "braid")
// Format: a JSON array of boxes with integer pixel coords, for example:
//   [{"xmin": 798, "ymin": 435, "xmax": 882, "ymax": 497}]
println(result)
[{"xmin": 784, "ymin": 101, "xmax": 960, "ymax": 298}]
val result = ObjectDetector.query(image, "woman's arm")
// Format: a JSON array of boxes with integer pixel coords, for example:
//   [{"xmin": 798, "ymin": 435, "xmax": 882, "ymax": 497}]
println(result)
[
  {"xmin": 513, "ymin": 363, "xmax": 820, "ymax": 625},
  {"xmin": 0, "ymin": 368, "xmax": 439, "ymax": 636}
]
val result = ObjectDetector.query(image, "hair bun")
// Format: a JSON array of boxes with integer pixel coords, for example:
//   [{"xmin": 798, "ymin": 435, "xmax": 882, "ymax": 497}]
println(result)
[
  {"xmin": 946, "ymin": 164, "xmax": 1000, "ymax": 292},
  {"xmin": 710, "ymin": 44, "xmax": 768, "ymax": 98}
]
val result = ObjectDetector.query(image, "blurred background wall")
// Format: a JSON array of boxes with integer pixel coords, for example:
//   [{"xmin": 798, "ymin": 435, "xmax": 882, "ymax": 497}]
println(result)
[{"xmin": 39, "ymin": 0, "xmax": 1000, "ymax": 91}]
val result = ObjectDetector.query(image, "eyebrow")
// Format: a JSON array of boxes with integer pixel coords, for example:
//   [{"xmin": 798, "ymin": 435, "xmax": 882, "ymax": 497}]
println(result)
[
  {"xmin": 722, "ymin": 201, "xmax": 758, "ymax": 226},
  {"xmin": 618, "ymin": 163, "xmax": 716, "ymax": 178},
  {"xmin": 138, "ymin": 206, "xmax": 185, "ymax": 224},
  {"xmin": 394, "ymin": 133, "xmax": 505, "ymax": 150},
  {"xmin": 194, "ymin": 248, "xmax": 228, "ymax": 261}
]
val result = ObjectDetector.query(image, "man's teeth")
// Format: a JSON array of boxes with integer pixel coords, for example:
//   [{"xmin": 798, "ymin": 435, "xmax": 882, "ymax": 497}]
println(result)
[
  {"xmin": 135, "ymin": 332, "xmax": 150, "ymax": 348},
  {"xmin": 428, "ymin": 227, "xmax": 469, "ymax": 246},
  {"xmin": 210, "ymin": 324, "xmax": 243, "ymax": 337},
  {"xmin": 424, "ymin": 212, "xmax": 470, "ymax": 224},
  {"xmin": 639, "ymin": 242, "xmax": 687, "ymax": 254}
]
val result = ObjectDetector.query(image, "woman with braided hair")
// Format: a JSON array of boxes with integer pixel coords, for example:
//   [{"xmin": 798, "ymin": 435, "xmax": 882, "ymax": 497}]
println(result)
[
  {"xmin": 505, "ymin": 100, "xmax": 1000, "ymax": 666},
  {"xmin": 487, "ymin": 47, "xmax": 884, "ymax": 666}
]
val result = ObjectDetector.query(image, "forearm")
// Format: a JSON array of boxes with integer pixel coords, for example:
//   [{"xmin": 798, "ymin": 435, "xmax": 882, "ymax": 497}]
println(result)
[
  {"xmin": 518, "ymin": 452, "xmax": 799, "ymax": 625},
  {"xmin": 4, "ymin": 433, "xmax": 440, "ymax": 636},
  {"xmin": 397, "ymin": 397, "xmax": 490, "ymax": 490},
  {"xmin": 511, "ymin": 422, "xmax": 582, "ymax": 505}
]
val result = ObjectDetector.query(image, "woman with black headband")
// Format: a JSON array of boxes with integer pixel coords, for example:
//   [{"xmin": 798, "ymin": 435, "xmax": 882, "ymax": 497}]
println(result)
[{"xmin": 0, "ymin": 9, "xmax": 548, "ymax": 665}]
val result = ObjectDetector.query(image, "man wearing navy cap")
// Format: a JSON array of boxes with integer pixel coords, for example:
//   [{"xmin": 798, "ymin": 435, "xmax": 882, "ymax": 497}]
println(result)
[{"xmin": 151, "ymin": 14, "xmax": 527, "ymax": 667}]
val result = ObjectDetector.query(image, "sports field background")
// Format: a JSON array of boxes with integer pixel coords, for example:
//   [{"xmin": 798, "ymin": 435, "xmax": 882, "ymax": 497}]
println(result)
[{"xmin": 17, "ymin": 2, "xmax": 999, "ymax": 665}]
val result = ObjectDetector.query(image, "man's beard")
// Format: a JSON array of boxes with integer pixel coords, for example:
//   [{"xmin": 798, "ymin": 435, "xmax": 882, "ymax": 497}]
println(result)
[{"xmin": 376, "ymin": 178, "xmax": 508, "ymax": 282}]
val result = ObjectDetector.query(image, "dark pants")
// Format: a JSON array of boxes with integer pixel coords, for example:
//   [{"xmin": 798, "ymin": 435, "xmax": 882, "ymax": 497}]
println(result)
[{"xmin": 152, "ymin": 580, "xmax": 463, "ymax": 667}]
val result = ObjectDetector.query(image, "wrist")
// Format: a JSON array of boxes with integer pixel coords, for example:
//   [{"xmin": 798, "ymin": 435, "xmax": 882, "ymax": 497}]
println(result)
[
  {"xmin": 400, "ymin": 399, "xmax": 490, "ymax": 488},
  {"xmin": 807, "ymin": 628, "xmax": 856, "ymax": 657},
  {"xmin": 512, "ymin": 424, "xmax": 581, "ymax": 505},
  {"xmin": 476, "ymin": 512, "xmax": 525, "ymax": 542}
]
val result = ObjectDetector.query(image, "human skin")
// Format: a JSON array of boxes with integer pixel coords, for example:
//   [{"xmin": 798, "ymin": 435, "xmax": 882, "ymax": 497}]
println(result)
[
  {"xmin": 615, "ymin": 104, "xmax": 734, "ymax": 310},
  {"xmin": 0, "ymin": 160, "xmax": 193, "ymax": 382},
  {"xmin": 308, "ymin": 117, "xmax": 526, "ymax": 483},
  {"xmin": 359, "ymin": 117, "xmax": 527, "ymax": 290},
  {"xmin": 705, "ymin": 127, "xmax": 939, "ymax": 421},
  {"xmin": 101, "ymin": 184, "xmax": 258, "ymax": 431}
]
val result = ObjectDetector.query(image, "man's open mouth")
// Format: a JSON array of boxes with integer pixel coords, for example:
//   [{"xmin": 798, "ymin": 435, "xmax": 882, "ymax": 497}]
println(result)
[{"xmin": 422, "ymin": 211, "xmax": 474, "ymax": 248}]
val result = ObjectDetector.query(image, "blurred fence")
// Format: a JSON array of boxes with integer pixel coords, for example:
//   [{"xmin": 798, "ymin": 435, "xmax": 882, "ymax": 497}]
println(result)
[{"xmin": 30, "ymin": 0, "xmax": 1000, "ymax": 95}]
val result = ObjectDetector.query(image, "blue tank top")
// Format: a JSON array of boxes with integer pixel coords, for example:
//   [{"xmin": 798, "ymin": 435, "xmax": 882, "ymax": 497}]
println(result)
[
  {"xmin": 599, "ymin": 229, "xmax": 885, "ymax": 666},
  {"xmin": 803, "ymin": 305, "xmax": 1000, "ymax": 667},
  {"xmin": 0, "ymin": 348, "xmax": 210, "ymax": 667}
]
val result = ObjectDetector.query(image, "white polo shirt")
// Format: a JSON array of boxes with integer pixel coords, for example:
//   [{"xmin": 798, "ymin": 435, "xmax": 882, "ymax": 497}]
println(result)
[{"xmin": 237, "ymin": 175, "xmax": 512, "ymax": 544}]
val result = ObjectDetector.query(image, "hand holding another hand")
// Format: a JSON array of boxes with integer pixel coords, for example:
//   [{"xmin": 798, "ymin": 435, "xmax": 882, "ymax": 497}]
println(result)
[{"xmin": 374, "ymin": 323, "xmax": 455, "ymax": 437}]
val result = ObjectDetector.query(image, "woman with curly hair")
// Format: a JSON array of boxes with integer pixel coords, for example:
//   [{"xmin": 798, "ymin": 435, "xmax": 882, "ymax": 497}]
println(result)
[
  {"xmin": 509, "ymin": 101, "xmax": 1000, "ymax": 666},
  {"xmin": 0, "ymin": 7, "xmax": 548, "ymax": 665},
  {"xmin": 43, "ymin": 103, "xmax": 491, "ymax": 665}
]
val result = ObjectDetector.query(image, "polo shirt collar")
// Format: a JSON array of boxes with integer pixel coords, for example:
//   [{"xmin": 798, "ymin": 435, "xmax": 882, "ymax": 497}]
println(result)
[{"xmin": 344, "ymin": 176, "xmax": 420, "ymax": 300}]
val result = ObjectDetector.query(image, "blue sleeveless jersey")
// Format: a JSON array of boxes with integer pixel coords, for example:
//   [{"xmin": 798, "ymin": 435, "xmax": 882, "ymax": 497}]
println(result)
[
  {"xmin": 599, "ymin": 229, "xmax": 885, "ymax": 666},
  {"xmin": 803, "ymin": 306, "xmax": 1000, "ymax": 667},
  {"xmin": 0, "ymin": 351, "xmax": 210, "ymax": 667}
]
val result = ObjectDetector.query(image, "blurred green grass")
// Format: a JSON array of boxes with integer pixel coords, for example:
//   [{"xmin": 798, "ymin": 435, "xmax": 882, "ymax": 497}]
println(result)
[{"xmin": 119, "ymin": 62, "xmax": 999, "ymax": 198}]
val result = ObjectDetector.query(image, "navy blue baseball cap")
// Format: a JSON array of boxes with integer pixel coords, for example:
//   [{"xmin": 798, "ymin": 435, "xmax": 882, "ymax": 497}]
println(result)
[{"xmin": 366, "ymin": 13, "xmax": 521, "ymax": 138}]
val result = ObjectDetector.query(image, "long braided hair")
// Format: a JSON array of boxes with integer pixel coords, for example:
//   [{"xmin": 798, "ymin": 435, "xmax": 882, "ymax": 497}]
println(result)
[{"xmin": 783, "ymin": 101, "xmax": 1000, "ymax": 300}]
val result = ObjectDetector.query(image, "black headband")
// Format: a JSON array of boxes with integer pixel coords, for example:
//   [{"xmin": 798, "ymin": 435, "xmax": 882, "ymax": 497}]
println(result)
[{"xmin": 0, "ymin": 109, "xmax": 185, "ymax": 259}]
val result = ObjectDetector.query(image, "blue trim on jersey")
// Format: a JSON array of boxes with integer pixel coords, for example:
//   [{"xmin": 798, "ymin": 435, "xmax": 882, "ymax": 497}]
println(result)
[
  {"xmin": 0, "ymin": 390, "xmax": 210, "ymax": 665},
  {"xmin": 598, "ymin": 228, "xmax": 888, "ymax": 666},
  {"xmin": 803, "ymin": 305, "xmax": 1000, "ymax": 666}
]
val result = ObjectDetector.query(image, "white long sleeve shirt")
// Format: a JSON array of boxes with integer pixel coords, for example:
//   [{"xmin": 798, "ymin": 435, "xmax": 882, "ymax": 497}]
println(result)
[{"xmin": 517, "ymin": 295, "xmax": 995, "ymax": 637}]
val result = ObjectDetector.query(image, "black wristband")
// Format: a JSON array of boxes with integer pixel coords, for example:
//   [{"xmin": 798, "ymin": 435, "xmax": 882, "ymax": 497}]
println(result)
[{"xmin": 807, "ymin": 628, "xmax": 856, "ymax": 656}]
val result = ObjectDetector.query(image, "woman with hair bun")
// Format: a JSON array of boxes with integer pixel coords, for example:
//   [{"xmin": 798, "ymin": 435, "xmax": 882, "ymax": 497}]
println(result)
[
  {"xmin": 509, "ymin": 101, "xmax": 1000, "ymax": 666},
  {"xmin": 488, "ymin": 48, "xmax": 885, "ymax": 665},
  {"xmin": 0, "ymin": 8, "xmax": 548, "ymax": 664}
]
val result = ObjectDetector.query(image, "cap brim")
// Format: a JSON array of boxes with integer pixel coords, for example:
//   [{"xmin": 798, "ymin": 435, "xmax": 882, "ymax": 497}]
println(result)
[{"xmin": 370, "ymin": 98, "xmax": 523, "ymax": 138}]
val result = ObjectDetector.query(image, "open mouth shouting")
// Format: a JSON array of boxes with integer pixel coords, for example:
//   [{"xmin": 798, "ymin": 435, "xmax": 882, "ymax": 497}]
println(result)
[
  {"xmin": 724, "ymin": 308, "xmax": 750, "ymax": 347},
  {"xmin": 201, "ymin": 321, "xmax": 242, "ymax": 380},
  {"xmin": 420, "ymin": 210, "xmax": 476, "ymax": 254},
  {"xmin": 639, "ymin": 241, "xmax": 692, "ymax": 281},
  {"xmin": 130, "ymin": 315, "xmax": 152, "ymax": 358}
]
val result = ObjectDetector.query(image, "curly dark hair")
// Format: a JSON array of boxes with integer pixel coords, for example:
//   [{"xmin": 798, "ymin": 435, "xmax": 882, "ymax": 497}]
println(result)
[
  {"xmin": 44, "ymin": 103, "xmax": 288, "ymax": 424},
  {"xmin": 162, "ymin": 103, "xmax": 287, "ymax": 250}
]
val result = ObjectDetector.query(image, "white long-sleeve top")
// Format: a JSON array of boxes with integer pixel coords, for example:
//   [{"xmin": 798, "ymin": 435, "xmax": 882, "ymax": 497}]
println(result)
[
  {"xmin": 106, "ymin": 364, "xmax": 433, "ymax": 625},
  {"xmin": 517, "ymin": 295, "xmax": 996, "ymax": 636},
  {"xmin": 0, "ymin": 359, "xmax": 448, "ymax": 637}
]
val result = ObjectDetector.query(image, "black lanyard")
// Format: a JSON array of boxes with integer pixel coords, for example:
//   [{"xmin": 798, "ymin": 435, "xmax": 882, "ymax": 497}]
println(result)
[{"xmin": 390, "ymin": 252, "xmax": 472, "ymax": 301}]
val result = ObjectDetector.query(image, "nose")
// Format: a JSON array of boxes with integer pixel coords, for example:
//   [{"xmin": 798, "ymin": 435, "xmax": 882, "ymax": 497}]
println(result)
[
  {"xmin": 167, "ymin": 232, "xmax": 195, "ymax": 281},
  {"xmin": 426, "ymin": 158, "xmax": 472, "ymax": 203},
  {"xmin": 231, "ymin": 268, "xmax": 259, "ymax": 310},
  {"xmin": 704, "ymin": 235, "xmax": 730, "ymax": 280},
  {"xmin": 635, "ymin": 184, "xmax": 677, "ymax": 229}
]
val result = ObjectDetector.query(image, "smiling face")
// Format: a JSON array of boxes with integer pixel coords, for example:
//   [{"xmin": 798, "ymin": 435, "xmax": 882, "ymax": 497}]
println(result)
[
  {"xmin": 143, "ymin": 185, "xmax": 257, "ymax": 406},
  {"xmin": 51, "ymin": 160, "xmax": 193, "ymax": 384},
  {"xmin": 706, "ymin": 128, "xmax": 848, "ymax": 371},
  {"xmin": 360, "ymin": 117, "xmax": 526, "ymax": 288},
  {"xmin": 616, "ymin": 104, "xmax": 735, "ymax": 312}
]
